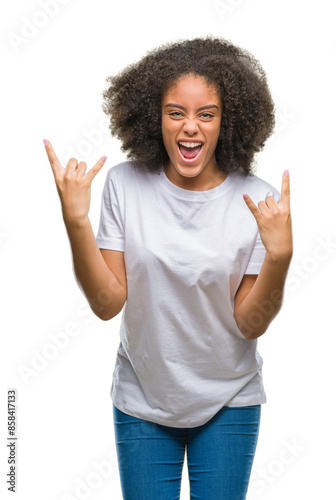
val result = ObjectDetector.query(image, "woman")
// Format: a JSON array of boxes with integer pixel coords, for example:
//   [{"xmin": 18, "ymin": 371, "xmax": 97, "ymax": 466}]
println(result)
[{"xmin": 44, "ymin": 37, "xmax": 293, "ymax": 500}]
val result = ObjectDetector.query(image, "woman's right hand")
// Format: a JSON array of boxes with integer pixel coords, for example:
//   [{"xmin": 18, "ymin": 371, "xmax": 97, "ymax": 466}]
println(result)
[{"xmin": 43, "ymin": 139, "xmax": 107, "ymax": 225}]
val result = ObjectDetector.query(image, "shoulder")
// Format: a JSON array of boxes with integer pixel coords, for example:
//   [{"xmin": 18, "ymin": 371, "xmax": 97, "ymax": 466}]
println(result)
[
  {"xmin": 104, "ymin": 161, "xmax": 138, "ymax": 180},
  {"xmin": 229, "ymin": 171, "xmax": 281, "ymax": 203},
  {"xmin": 104, "ymin": 160, "xmax": 154, "ymax": 184}
]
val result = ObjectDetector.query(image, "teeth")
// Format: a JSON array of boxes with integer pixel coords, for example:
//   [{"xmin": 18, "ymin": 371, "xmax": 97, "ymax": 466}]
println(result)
[{"xmin": 178, "ymin": 142, "xmax": 202, "ymax": 148}]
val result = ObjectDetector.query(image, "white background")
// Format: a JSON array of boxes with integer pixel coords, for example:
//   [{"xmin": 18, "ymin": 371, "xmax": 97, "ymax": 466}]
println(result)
[{"xmin": 1, "ymin": 0, "xmax": 335, "ymax": 498}]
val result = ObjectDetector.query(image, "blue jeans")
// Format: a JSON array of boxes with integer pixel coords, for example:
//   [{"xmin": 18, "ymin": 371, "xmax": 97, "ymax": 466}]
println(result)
[{"xmin": 113, "ymin": 403, "xmax": 261, "ymax": 500}]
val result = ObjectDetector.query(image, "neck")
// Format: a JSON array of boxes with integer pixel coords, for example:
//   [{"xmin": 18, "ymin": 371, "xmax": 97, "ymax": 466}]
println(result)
[{"xmin": 164, "ymin": 161, "xmax": 228, "ymax": 191}]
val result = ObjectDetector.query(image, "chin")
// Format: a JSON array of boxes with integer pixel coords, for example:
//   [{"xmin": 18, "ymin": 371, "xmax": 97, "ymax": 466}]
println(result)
[{"xmin": 174, "ymin": 162, "xmax": 206, "ymax": 178}]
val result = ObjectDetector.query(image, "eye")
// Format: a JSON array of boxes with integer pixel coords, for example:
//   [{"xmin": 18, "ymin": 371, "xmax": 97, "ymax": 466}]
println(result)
[
  {"xmin": 169, "ymin": 111, "xmax": 183, "ymax": 117},
  {"xmin": 200, "ymin": 113, "xmax": 213, "ymax": 119}
]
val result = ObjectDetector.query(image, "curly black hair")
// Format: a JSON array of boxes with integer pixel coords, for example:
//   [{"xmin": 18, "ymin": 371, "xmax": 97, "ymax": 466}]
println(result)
[{"xmin": 102, "ymin": 36, "xmax": 275, "ymax": 176}]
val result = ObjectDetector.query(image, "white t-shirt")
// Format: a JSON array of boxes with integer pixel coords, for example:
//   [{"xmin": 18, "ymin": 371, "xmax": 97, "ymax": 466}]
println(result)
[{"xmin": 95, "ymin": 161, "xmax": 281, "ymax": 428}]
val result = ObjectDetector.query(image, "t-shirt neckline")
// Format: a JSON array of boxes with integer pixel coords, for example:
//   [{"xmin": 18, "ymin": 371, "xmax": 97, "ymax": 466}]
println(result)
[{"xmin": 158, "ymin": 165, "xmax": 232, "ymax": 201}]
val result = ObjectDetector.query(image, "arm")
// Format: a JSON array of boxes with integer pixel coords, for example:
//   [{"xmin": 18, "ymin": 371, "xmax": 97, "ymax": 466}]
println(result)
[
  {"xmin": 234, "ymin": 254, "xmax": 291, "ymax": 339},
  {"xmin": 234, "ymin": 170, "xmax": 293, "ymax": 339},
  {"xmin": 65, "ymin": 218, "xmax": 127, "ymax": 320},
  {"xmin": 44, "ymin": 139, "xmax": 126, "ymax": 321}
]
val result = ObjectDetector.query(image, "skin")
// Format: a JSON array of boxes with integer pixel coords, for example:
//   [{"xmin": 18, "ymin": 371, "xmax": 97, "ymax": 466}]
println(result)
[
  {"xmin": 43, "ymin": 141, "xmax": 127, "ymax": 320},
  {"xmin": 235, "ymin": 172, "xmax": 293, "ymax": 339},
  {"xmin": 160, "ymin": 73, "xmax": 293, "ymax": 338},
  {"xmin": 43, "ymin": 73, "xmax": 293, "ymax": 336},
  {"xmin": 161, "ymin": 73, "xmax": 228, "ymax": 191}
]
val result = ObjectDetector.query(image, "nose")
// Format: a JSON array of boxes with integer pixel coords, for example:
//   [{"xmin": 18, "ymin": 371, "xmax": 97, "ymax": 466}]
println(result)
[{"xmin": 183, "ymin": 119, "xmax": 199, "ymax": 135}]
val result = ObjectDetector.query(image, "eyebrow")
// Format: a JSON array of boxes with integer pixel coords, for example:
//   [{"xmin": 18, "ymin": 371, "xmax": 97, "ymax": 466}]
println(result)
[{"xmin": 164, "ymin": 104, "xmax": 220, "ymax": 111}]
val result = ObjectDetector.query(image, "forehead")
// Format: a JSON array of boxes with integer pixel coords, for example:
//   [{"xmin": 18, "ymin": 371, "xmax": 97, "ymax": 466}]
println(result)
[{"xmin": 162, "ymin": 74, "xmax": 221, "ymax": 106}]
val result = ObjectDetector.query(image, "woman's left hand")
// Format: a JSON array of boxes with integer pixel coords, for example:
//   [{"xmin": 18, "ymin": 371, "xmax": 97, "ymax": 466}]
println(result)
[{"xmin": 243, "ymin": 170, "xmax": 293, "ymax": 262}]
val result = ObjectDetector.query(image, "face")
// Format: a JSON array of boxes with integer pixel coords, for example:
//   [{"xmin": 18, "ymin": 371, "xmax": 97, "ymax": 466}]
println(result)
[{"xmin": 161, "ymin": 73, "xmax": 222, "ymax": 182}]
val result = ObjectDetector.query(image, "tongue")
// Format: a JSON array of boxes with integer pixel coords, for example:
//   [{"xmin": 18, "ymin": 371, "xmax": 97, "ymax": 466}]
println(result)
[{"xmin": 179, "ymin": 144, "xmax": 202, "ymax": 159}]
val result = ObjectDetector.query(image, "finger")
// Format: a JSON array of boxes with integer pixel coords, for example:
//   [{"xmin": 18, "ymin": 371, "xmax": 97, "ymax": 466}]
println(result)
[
  {"xmin": 243, "ymin": 194, "xmax": 261, "ymax": 221},
  {"xmin": 65, "ymin": 157, "xmax": 78, "ymax": 174},
  {"xmin": 265, "ymin": 195, "xmax": 278, "ymax": 211},
  {"xmin": 76, "ymin": 161, "xmax": 87, "ymax": 177},
  {"xmin": 280, "ymin": 170, "xmax": 290, "ymax": 207},
  {"xmin": 43, "ymin": 139, "xmax": 63, "ymax": 176},
  {"xmin": 257, "ymin": 200, "xmax": 271, "ymax": 216},
  {"xmin": 85, "ymin": 156, "xmax": 107, "ymax": 183}
]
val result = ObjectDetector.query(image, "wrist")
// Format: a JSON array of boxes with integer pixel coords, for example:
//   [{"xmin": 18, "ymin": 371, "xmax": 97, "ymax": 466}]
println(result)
[
  {"xmin": 63, "ymin": 213, "xmax": 90, "ymax": 230},
  {"xmin": 265, "ymin": 249, "xmax": 293, "ymax": 266}
]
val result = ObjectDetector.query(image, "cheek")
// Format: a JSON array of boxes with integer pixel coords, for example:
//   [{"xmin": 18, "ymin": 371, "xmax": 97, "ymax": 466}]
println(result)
[
  {"xmin": 161, "ymin": 120, "xmax": 176, "ymax": 151},
  {"xmin": 161, "ymin": 116, "xmax": 170, "ymax": 140},
  {"xmin": 161, "ymin": 126, "xmax": 170, "ymax": 149},
  {"xmin": 205, "ymin": 124, "xmax": 221, "ymax": 146},
  {"xmin": 210, "ymin": 123, "xmax": 221, "ymax": 147}
]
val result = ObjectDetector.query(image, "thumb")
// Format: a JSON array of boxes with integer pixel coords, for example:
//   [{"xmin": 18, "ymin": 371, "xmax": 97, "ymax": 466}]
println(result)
[
  {"xmin": 86, "ymin": 155, "xmax": 107, "ymax": 183},
  {"xmin": 243, "ymin": 194, "xmax": 261, "ymax": 221}
]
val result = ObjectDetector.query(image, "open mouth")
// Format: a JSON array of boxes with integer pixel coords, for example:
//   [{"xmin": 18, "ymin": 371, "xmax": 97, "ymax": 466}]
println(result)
[{"xmin": 178, "ymin": 141, "xmax": 203, "ymax": 163}]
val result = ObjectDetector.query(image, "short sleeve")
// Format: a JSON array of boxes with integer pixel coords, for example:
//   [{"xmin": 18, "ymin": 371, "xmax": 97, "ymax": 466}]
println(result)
[
  {"xmin": 244, "ymin": 189, "xmax": 281, "ymax": 275},
  {"xmin": 95, "ymin": 170, "xmax": 125, "ymax": 251}
]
